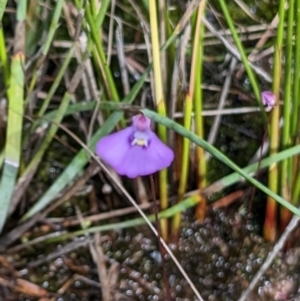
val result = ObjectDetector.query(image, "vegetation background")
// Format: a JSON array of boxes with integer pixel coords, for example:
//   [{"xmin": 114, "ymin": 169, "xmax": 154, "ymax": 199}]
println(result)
[{"xmin": 0, "ymin": 0, "xmax": 300, "ymax": 300}]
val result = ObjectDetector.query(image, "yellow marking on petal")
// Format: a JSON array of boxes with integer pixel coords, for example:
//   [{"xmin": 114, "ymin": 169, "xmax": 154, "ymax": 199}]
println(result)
[
  {"xmin": 131, "ymin": 137, "xmax": 148, "ymax": 147},
  {"xmin": 136, "ymin": 139, "xmax": 145, "ymax": 146}
]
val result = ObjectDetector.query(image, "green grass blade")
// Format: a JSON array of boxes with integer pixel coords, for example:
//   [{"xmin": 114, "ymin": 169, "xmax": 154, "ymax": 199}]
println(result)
[
  {"xmin": 85, "ymin": 4, "xmax": 119, "ymax": 101},
  {"xmin": 218, "ymin": 0, "xmax": 265, "ymax": 121},
  {"xmin": 41, "ymin": 0, "xmax": 64, "ymax": 56},
  {"xmin": 25, "ymin": 0, "xmax": 64, "ymax": 104}
]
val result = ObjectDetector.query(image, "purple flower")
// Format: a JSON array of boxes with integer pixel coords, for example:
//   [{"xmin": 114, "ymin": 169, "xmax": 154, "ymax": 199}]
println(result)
[
  {"xmin": 261, "ymin": 91, "xmax": 276, "ymax": 112},
  {"xmin": 96, "ymin": 114, "xmax": 174, "ymax": 178}
]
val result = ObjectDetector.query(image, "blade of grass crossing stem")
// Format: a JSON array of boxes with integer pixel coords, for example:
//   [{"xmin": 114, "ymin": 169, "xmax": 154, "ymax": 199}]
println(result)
[
  {"xmin": 264, "ymin": 0, "xmax": 285, "ymax": 242},
  {"xmin": 21, "ymin": 69, "xmax": 150, "ymax": 220},
  {"xmin": 85, "ymin": 4, "xmax": 119, "ymax": 102},
  {"xmin": 75, "ymin": 0, "xmax": 120, "ymax": 111},
  {"xmin": 141, "ymin": 110, "xmax": 300, "ymax": 217},
  {"xmin": 40, "ymin": 0, "xmax": 64, "ymax": 57},
  {"xmin": 89, "ymin": 0, "xmax": 97, "ymax": 16},
  {"xmin": 95, "ymin": 0, "xmax": 111, "ymax": 29},
  {"xmin": 0, "ymin": 1, "xmax": 25, "ymax": 233},
  {"xmin": 172, "ymin": 2, "xmax": 205, "ymax": 238},
  {"xmin": 280, "ymin": 0, "xmax": 294, "ymax": 231},
  {"xmin": 26, "ymin": 0, "xmax": 64, "ymax": 105},
  {"xmin": 148, "ymin": 0, "xmax": 169, "ymax": 240},
  {"xmin": 27, "ymin": 45, "xmax": 75, "ymax": 137},
  {"xmin": 218, "ymin": 0, "xmax": 265, "ymax": 122},
  {"xmin": 85, "ymin": 2, "xmax": 125, "ymax": 127},
  {"xmin": 194, "ymin": 1, "xmax": 207, "ymax": 221}
]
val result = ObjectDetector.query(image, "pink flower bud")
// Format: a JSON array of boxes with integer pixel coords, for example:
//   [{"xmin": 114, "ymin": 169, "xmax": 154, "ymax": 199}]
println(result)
[{"xmin": 261, "ymin": 91, "xmax": 276, "ymax": 112}]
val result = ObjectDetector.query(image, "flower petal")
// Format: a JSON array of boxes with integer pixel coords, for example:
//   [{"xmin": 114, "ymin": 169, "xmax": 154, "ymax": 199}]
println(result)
[
  {"xmin": 95, "ymin": 127, "xmax": 133, "ymax": 171},
  {"xmin": 114, "ymin": 132, "xmax": 174, "ymax": 178}
]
